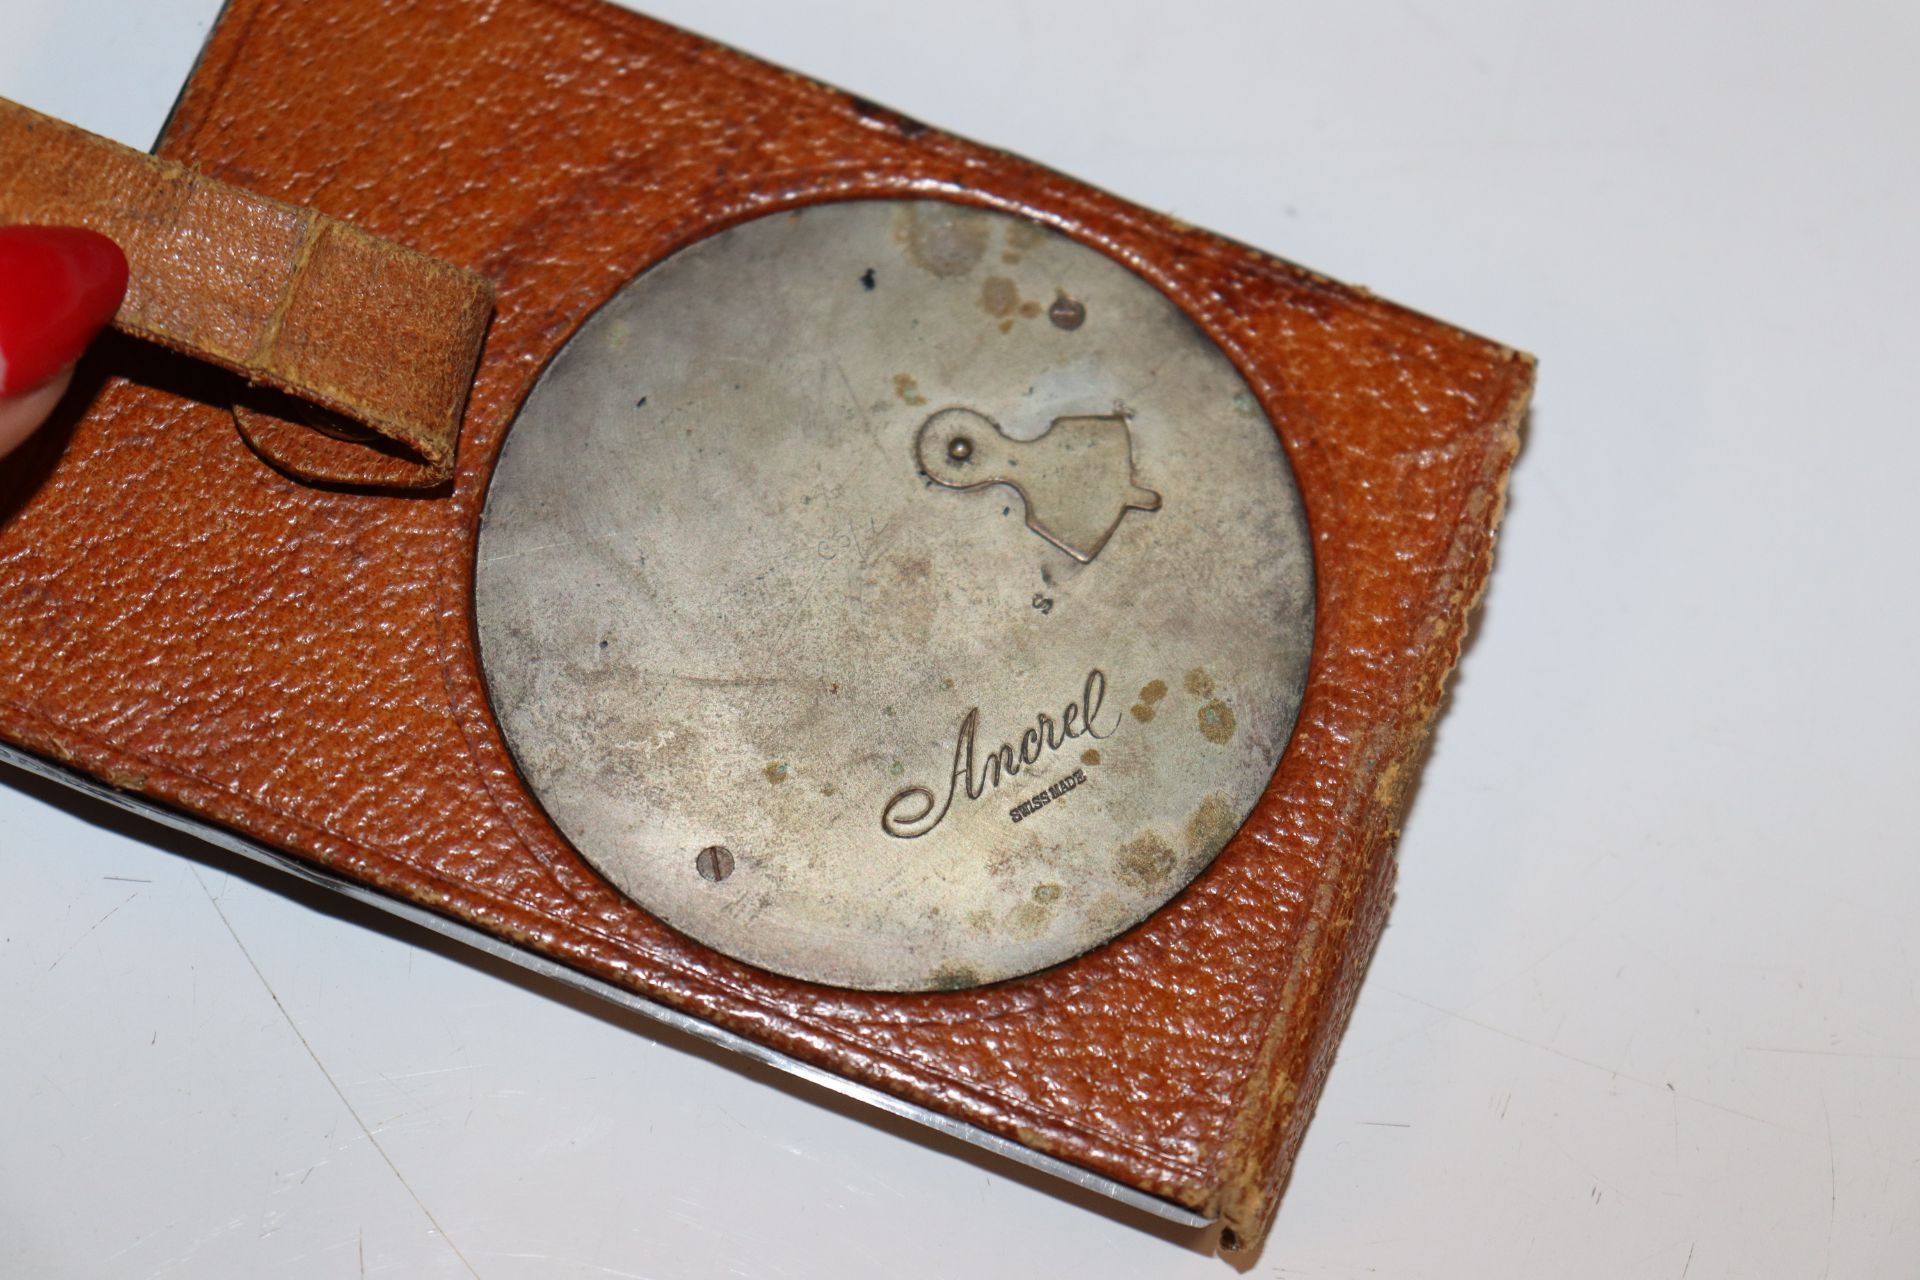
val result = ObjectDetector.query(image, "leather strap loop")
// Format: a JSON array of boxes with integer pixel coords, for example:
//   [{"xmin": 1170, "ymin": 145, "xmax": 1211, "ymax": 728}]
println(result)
[{"xmin": 0, "ymin": 97, "xmax": 492, "ymax": 489}]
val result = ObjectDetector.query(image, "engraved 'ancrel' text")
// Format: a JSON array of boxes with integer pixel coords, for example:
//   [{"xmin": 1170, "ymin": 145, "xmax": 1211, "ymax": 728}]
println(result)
[{"xmin": 881, "ymin": 668, "xmax": 1118, "ymax": 839}]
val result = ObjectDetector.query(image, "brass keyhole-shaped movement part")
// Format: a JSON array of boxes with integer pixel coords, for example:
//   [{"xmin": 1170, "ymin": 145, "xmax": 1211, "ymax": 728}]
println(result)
[{"xmin": 915, "ymin": 407, "xmax": 1163, "ymax": 563}]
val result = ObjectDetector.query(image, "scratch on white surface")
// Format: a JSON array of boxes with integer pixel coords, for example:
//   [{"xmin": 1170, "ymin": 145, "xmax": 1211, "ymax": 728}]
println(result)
[
  {"xmin": 47, "ymin": 890, "xmax": 139, "ymax": 970},
  {"xmin": 1820, "ymin": 1085, "xmax": 1836, "ymax": 1280},
  {"xmin": 149, "ymin": 1215, "xmax": 246, "ymax": 1277},
  {"xmin": 1743, "ymin": 1045, "xmax": 1920, "ymax": 1061},
  {"xmin": 99, "ymin": 1228, "xmax": 159, "ymax": 1265},
  {"xmin": 1544, "ymin": 1133, "xmax": 1631, "ymax": 1206},
  {"xmin": 1387, "ymin": 989, "xmax": 1792, "ymax": 1131},
  {"xmin": 473, "ymin": 1254, "xmax": 655, "ymax": 1278},
  {"xmin": 1681, "ymin": 1241, "xmax": 1695, "ymax": 1277},
  {"xmin": 194, "ymin": 872, "xmax": 483, "ymax": 1280},
  {"xmin": 380, "ymin": 1063, "xmax": 484, "ymax": 1084},
  {"xmin": 273, "ymin": 1160, "xmax": 327, "ymax": 1191}
]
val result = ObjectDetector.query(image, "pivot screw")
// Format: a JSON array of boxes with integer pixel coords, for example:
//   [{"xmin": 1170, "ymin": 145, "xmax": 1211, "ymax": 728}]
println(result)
[{"xmin": 1048, "ymin": 294, "xmax": 1086, "ymax": 330}]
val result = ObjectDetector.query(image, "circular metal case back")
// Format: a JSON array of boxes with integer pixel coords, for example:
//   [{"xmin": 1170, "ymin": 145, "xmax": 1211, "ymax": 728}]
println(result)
[{"xmin": 476, "ymin": 201, "xmax": 1314, "ymax": 992}]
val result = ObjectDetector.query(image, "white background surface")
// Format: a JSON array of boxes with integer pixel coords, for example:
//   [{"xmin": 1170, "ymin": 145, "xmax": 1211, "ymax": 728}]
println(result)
[{"xmin": 3, "ymin": 2, "xmax": 1916, "ymax": 1276}]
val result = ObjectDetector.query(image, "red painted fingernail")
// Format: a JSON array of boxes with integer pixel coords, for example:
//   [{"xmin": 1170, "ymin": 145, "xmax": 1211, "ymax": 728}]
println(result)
[{"xmin": 0, "ymin": 225, "xmax": 129, "ymax": 397}]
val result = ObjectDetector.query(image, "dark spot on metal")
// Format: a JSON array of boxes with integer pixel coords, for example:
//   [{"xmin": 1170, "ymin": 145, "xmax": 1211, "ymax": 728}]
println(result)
[
  {"xmin": 893, "ymin": 373, "xmax": 927, "ymax": 405},
  {"xmin": 1007, "ymin": 901, "xmax": 1050, "ymax": 939},
  {"xmin": 859, "ymin": 267, "xmax": 876, "ymax": 290},
  {"xmin": 1006, "ymin": 221, "xmax": 1045, "ymax": 251},
  {"xmin": 892, "ymin": 553, "xmax": 933, "ymax": 583},
  {"xmin": 947, "ymin": 435, "xmax": 973, "ymax": 461},
  {"xmin": 1081, "ymin": 748, "xmax": 1101, "ymax": 766},
  {"xmin": 930, "ymin": 965, "xmax": 981, "ymax": 991},
  {"xmin": 1019, "ymin": 300, "xmax": 1041, "ymax": 319},
  {"xmin": 1114, "ymin": 831, "xmax": 1176, "ymax": 890},
  {"xmin": 980, "ymin": 275, "xmax": 1020, "ymax": 318},
  {"xmin": 1198, "ymin": 699, "xmax": 1236, "ymax": 744},
  {"xmin": 598, "ymin": 639, "xmax": 608, "ymax": 649},
  {"xmin": 1140, "ymin": 679, "xmax": 1167, "ymax": 705},
  {"xmin": 1184, "ymin": 792, "xmax": 1239, "ymax": 857},
  {"xmin": 1049, "ymin": 294, "xmax": 1086, "ymax": 330},
  {"xmin": 695, "ymin": 845, "xmax": 734, "ymax": 882},
  {"xmin": 1033, "ymin": 883, "xmax": 1062, "ymax": 903},
  {"xmin": 634, "ymin": 395, "xmax": 647, "ymax": 408},
  {"xmin": 1185, "ymin": 667, "xmax": 1215, "ymax": 697},
  {"xmin": 902, "ymin": 204, "xmax": 988, "ymax": 276},
  {"xmin": 764, "ymin": 760, "xmax": 789, "ymax": 784},
  {"xmin": 1130, "ymin": 702, "xmax": 1155, "ymax": 723}
]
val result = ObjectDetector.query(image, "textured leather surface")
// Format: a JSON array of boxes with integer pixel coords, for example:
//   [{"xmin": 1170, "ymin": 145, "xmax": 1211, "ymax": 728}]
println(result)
[
  {"xmin": 0, "ymin": 96, "xmax": 493, "ymax": 488},
  {"xmin": 0, "ymin": 0, "xmax": 1531, "ymax": 1249}
]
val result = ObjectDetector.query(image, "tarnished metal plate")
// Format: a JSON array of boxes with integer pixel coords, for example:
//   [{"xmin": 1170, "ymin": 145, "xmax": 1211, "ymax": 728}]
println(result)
[{"xmin": 475, "ymin": 200, "xmax": 1313, "ymax": 991}]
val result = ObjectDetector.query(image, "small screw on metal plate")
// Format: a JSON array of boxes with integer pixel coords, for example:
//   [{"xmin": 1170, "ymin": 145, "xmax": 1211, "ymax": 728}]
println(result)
[
  {"xmin": 946, "ymin": 435, "xmax": 973, "ymax": 462},
  {"xmin": 1049, "ymin": 294, "xmax": 1086, "ymax": 330},
  {"xmin": 695, "ymin": 845, "xmax": 734, "ymax": 882}
]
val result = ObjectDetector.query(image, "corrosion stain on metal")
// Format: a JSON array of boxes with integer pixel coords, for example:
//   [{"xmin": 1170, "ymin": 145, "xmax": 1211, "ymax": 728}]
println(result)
[{"xmin": 475, "ymin": 200, "xmax": 1314, "ymax": 991}]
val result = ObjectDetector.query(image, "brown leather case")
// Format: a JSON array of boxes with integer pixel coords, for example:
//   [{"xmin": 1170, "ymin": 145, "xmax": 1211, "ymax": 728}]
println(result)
[
  {"xmin": 0, "ymin": 0, "xmax": 1531, "ymax": 1250},
  {"xmin": 0, "ymin": 97, "xmax": 495, "ymax": 489}
]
